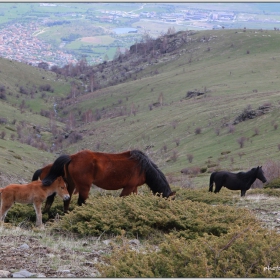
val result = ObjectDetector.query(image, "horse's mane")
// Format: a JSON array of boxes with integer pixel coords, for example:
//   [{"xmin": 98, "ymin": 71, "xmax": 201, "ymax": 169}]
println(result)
[
  {"xmin": 237, "ymin": 167, "xmax": 258, "ymax": 178},
  {"xmin": 130, "ymin": 150, "xmax": 172, "ymax": 197},
  {"xmin": 42, "ymin": 155, "xmax": 71, "ymax": 186}
]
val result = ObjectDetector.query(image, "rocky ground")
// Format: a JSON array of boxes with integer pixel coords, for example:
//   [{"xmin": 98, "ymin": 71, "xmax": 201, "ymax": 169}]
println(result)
[{"xmin": 0, "ymin": 233, "xmax": 106, "ymax": 277}]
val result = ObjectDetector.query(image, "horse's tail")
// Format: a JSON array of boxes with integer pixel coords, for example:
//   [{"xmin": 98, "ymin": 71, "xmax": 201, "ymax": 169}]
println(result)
[
  {"xmin": 32, "ymin": 168, "xmax": 42, "ymax": 181},
  {"xmin": 42, "ymin": 155, "xmax": 71, "ymax": 186},
  {"xmin": 130, "ymin": 150, "xmax": 175, "ymax": 198},
  {"xmin": 209, "ymin": 172, "xmax": 216, "ymax": 192}
]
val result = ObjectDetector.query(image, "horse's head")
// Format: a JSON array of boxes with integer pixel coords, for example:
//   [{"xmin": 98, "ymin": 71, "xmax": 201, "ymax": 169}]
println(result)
[
  {"xmin": 55, "ymin": 176, "xmax": 70, "ymax": 201},
  {"xmin": 168, "ymin": 191, "xmax": 176, "ymax": 200},
  {"xmin": 257, "ymin": 166, "xmax": 267, "ymax": 183}
]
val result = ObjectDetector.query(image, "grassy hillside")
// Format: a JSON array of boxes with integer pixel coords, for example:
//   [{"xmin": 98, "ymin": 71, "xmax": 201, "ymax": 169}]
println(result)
[
  {"xmin": 2, "ymin": 29, "xmax": 280, "ymax": 189},
  {"xmin": 2, "ymin": 29, "xmax": 280, "ymax": 277},
  {"xmin": 0, "ymin": 57, "xmax": 71, "ymax": 183},
  {"xmin": 57, "ymin": 29, "xmax": 280, "ymax": 187}
]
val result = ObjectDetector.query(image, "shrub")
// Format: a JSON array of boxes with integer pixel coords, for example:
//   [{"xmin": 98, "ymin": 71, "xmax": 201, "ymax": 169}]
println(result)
[
  {"xmin": 237, "ymin": 136, "xmax": 246, "ymax": 148},
  {"xmin": 252, "ymin": 160, "xmax": 280, "ymax": 189},
  {"xmin": 187, "ymin": 153, "xmax": 194, "ymax": 163},
  {"xmin": 97, "ymin": 226, "xmax": 280, "ymax": 277},
  {"xmin": 195, "ymin": 127, "xmax": 201, "ymax": 134},
  {"xmin": 200, "ymin": 167, "xmax": 207, "ymax": 173},
  {"xmin": 263, "ymin": 178, "xmax": 280, "ymax": 189},
  {"xmin": 4, "ymin": 196, "xmax": 76, "ymax": 229},
  {"xmin": 0, "ymin": 131, "xmax": 5, "ymax": 139},
  {"xmin": 50, "ymin": 192, "xmax": 256, "ymax": 240}
]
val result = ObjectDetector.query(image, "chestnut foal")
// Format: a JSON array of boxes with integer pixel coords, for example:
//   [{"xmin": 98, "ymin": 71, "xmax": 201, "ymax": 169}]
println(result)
[{"xmin": 0, "ymin": 176, "xmax": 70, "ymax": 227}]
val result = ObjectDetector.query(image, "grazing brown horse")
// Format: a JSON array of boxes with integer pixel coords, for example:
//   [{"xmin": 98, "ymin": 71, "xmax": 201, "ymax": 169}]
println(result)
[
  {"xmin": 209, "ymin": 166, "xmax": 267, "ymax": 197},
  {"xmin": 0, "ymin": 176, "xmax": 70, "ymax": 227},
  {"xmin": 32, "ymin": 149, "xmax": 176, "ymax": 213}
]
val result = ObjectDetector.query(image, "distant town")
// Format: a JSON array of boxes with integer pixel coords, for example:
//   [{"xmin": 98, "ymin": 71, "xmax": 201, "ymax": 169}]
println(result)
[
  {"xmin": 0, "ymin": 22, "xmax": 78, "ymax": 68},
  {"xmin": 0, "ymin": 3, "xmax": 280, "ymax": 68}
]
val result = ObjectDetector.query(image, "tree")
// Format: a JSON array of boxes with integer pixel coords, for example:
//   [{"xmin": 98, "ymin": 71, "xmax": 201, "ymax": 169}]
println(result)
[
  {"xmin": 67, "ymin": 112, "xmax": 75, "ymax": 130},
  {"xmin": 38, "ymin": 62, "xmax": 49, "ymax": 70},
  {"xmin": 158, "ymin": 92, "xmax": 164, "ymax": 107},
  {"xmin": 70, "ymin": 82, "xmax": 78, "ymax": 99},
  {"xmin": 237, "ymin": 136, "xmax": 246, "ymax": 148},
  {"xmin": 131, "ymin": 103, "xmax": 136, "ymax": 116},
  {"xmin": 187, "ymin": 154, "xmax": 194, "ymax": 163}
]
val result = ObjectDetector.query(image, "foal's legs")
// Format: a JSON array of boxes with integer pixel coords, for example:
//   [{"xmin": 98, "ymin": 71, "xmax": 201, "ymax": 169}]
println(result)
[
  {"xmin": 0, "ymin": 199, "xmax": 13, "ymax": 222},
  {"xmin": 33, "ymin": 200, "xmax": 43, "ymax": 227}
]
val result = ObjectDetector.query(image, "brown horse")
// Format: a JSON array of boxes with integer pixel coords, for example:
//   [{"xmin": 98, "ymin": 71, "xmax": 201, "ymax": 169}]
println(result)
[
  {"xmin": 0, "ymin": 176, "xmax": 70, "ymax": 227},
  {"xmin": 32, "ymin": 149, "xmax": 176, "ymax": 213}
]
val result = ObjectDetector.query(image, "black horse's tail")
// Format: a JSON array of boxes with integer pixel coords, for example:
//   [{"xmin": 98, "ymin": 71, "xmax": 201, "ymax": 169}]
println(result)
[
  {"xmin": 32, "ymin": 168, "xmax": 42, "ymax": 181},
  {"xmin": 209, "ymin": 172, "xmax": 216, "ymax": 192},
  {"xmin": 130, "ymin": 150, "xmax": 175, "ymax": 198},
  {"xmin": 42, "ymin": 155, "xmax": 71, "ymax": 186}
]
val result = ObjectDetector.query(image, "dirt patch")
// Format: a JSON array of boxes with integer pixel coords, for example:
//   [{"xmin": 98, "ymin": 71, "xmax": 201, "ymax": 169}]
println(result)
[
  {"xmin": 236, "ymin": 194, "xmax": 280, "ymax": 233},
  {"xmin": 0, "ymin": 232, "xmax": 105, "ymax": 277}
]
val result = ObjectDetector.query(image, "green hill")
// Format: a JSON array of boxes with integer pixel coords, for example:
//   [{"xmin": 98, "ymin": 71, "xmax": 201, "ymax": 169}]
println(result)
[
  {"xmin": 0, "ymin": 57, "xmax": 71, "ymax": 184},
  {"xmin": 56, "ymin": 29, "xmax": 280, "ymax": 187},
  {"xmin": 2, "ymin": 29, "xmax": 280, "ymax": 189}
]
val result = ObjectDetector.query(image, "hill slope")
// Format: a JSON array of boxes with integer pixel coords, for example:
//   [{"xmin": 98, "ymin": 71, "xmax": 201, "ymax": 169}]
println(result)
[
  {"xmin": 2, "ymin": 29, "xmax": 280, "ymax": 189},
  {"xmin": 56, "ymin": 29, "xmax": 280, "ymax": 187},
  {"xmin": 0, "ymin": 57, "xmax": 71, "ymax": 184}
]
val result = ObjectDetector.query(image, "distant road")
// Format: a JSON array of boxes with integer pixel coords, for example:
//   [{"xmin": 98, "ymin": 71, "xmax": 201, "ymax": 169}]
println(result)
[
  {"xmin": 33, "ymin": 27, "xmax": 49, "ymax": 37},
  {"xmin": 129, "ymin": 3, "xmax": 146, "ymax": 13}
]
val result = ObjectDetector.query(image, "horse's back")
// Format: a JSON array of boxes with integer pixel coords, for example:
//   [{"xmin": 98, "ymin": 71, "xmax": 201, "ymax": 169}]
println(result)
[
  {"xmin": 68, "ymin": 149, "xmax": 144, "ymax": 190},
  {"xmin": 2, "ymin": 181, "xmax": 43, "ymax": 193}
]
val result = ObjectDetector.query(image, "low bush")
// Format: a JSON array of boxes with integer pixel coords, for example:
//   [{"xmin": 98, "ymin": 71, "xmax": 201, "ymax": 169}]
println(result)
[
  {"xmin": 263, "ymin": 178, "xmax": 280, "ymax": 189},
  {"xmin": 97, "ymin": 225, "xmax": 280, "ymax": 277},
  {"xmin": 4, "ymin": 196, "xmax": 76, "ymax": 229},
  {"xmin": 173, "ymin": 187, "xmax": 238, "ymax": 205},
  {"xmin": 50, "ymin": 192, "xmax": 256, "ymax": 240}
]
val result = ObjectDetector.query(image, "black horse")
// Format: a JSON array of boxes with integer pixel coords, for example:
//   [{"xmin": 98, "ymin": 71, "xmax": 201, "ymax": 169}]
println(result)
[{"xmin": 209, "ymin": 166, "xmax": 267, "ymax": 197}]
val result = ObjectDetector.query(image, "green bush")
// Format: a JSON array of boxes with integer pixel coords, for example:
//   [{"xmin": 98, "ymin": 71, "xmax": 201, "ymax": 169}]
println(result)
[
  {"xmin": 263, "ymin": 178, "xmax": 280, "ymax": 189},
  {"xmin": 51, "ymin": 192, "xmax": 256, "ymax": 240},
  {"xmin": 200, "ymin": 167, "xmax": 208, "ymax": 173},
  {"xmin": 250, "ymin": 188, "xmax": 280, "ymax": 197},
  {"xmin": 97, "ymin": 226, "xmax": 280, "ymax": 277},
  {"xmin": 4, "ymin": 196, "xmax": 75, "ymax": 228},
  {"xmin": 173, "ymin": 186, "xmax": 239, "ymax": 205}
]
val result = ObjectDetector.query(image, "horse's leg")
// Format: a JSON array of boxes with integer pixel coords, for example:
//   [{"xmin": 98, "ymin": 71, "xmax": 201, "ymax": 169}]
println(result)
[
  {"xmin": 133, "ymin": 187, "xmax": 138, "ymax": 195},
  {"xmin": 63, "ymin": 193, "xmax": 72, "ymax": 213},
  {"xmin": 33, "ymin": 200, "xmax": 43, "ymax": 227},
  {"xmin": 214, "ymin": 183, "xmax": 223, "ymax": 193},
  {"xmin": 63, "ymin": 182, "xmax": 75, "ymax": 213},
  {"xmin": 120, "ymin": 186, "xmax": 134, "ymax": 197},
  {"xmin": 43, "ymin": 193, "xmax": 56, "ymax": 213},
  {"xmin": 241, "ymin": 189, "xmax": 246, "ymax": 197},
  {"xmin": 76, "ymin": 184, "xmax": 91, "ymax": 207}
]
